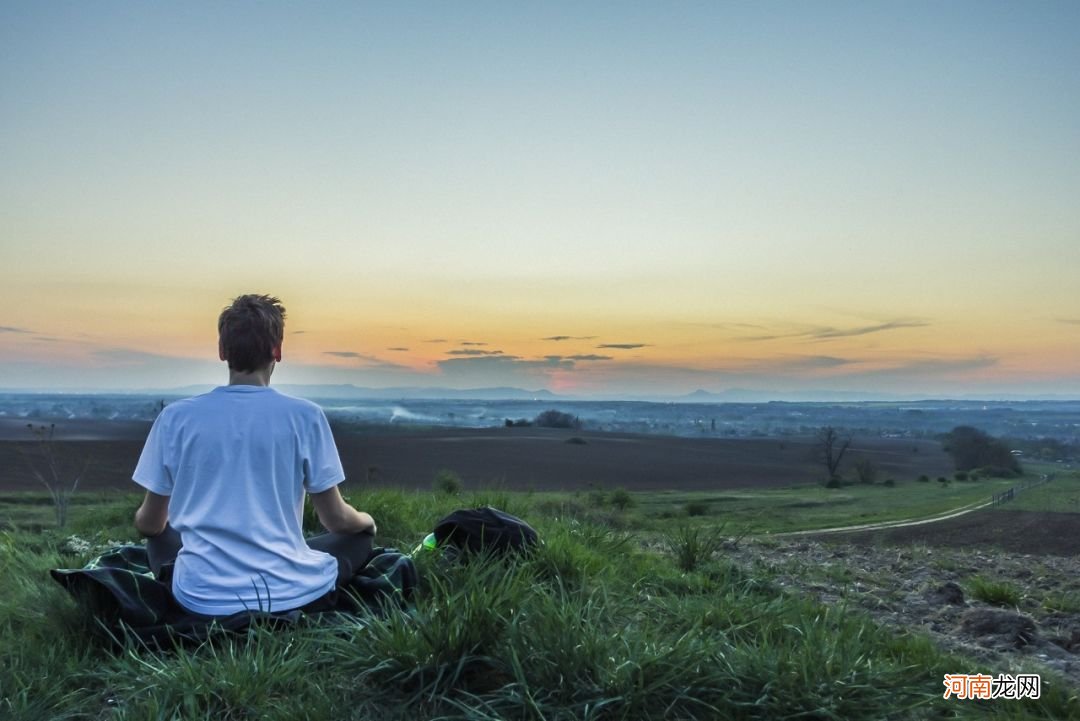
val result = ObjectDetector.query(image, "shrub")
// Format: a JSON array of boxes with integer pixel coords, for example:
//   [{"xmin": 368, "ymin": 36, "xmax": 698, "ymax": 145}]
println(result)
[
  {"xmin": 684, "ymin": 500, "xmax": 709, "ymax": 517},
  {"xmin": 917, "ymin": 475, "xmax": 930, "ymax": 483},
  {"xmin": 825, "ymin": 477, "xmax": 843, "ymax": 489},
  {"xmin": 433, "ymin": 469, "xmax": 463, "ymax": 495},
  {"xmin": 954, "ymin": 471, "xmax": 969, "ymax": 481},
  {"xmin": 610, "ymin": 488, "xmax": 634, "ymax": 511},
  {"xmin": 883, "ymin": 479, "xmax": 896, "ymax": 487}
]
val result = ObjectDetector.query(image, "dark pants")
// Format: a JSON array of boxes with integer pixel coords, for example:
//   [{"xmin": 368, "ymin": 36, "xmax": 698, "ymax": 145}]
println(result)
[{"xmin": 146, "ymin": 524, "xmax": 374, "ymax": 612}]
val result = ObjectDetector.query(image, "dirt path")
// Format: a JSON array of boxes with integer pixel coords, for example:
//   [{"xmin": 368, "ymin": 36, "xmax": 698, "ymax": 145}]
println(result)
[
  {"xmin": 775, "ymin": 474, "xmax": 1052, "ymax": 537},
  {"xmin": 775, "ymin": 498, "xmax": 995, "ymax": 537}
]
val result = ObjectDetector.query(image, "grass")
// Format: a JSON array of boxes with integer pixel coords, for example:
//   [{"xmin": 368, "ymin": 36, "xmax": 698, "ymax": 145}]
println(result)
[
  {"xmin": 2, "ymin": 484, "xmax": 1079, "ymax": 719},
  {"xmin": 1042, "ymin": 591, "xmax": 1080, "ymax": 614},
  {"xmin": 666, "ymin": 524, "xmax": 726, "ymax": 572},
  {"xmin": 968, "ymin": 576, "xmax": 1024, "ymax": 608},
  {"xmin": 993, "ymin": 469, "xmax": 1080, "ymax": 513}
]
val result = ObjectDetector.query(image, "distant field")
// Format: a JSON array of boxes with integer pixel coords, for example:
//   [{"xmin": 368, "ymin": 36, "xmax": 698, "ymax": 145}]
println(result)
[{"xmin": 0, "ymin": 421, "xmax": 955, "ymax": 493}]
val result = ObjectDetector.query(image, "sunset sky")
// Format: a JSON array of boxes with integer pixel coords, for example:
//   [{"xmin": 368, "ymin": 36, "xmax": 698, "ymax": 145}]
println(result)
[{"xmin": 2, "ymin": 3, "xmax": 1079, "ymax": 398}]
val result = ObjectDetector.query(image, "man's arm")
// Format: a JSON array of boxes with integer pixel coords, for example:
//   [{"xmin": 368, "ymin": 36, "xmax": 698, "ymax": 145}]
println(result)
[
  {"xmin": 134, "ymin": 491, "xmax": 170, "ymax": 537},
  {"xmin": 310, "ymin": 486, "xmax": 376, "ymax": 535}
]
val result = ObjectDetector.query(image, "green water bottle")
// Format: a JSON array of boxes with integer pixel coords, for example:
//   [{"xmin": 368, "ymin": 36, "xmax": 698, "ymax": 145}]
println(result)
[{"xmin": 413, "ymin": 532, "xmax": 438, "ymax": 555}]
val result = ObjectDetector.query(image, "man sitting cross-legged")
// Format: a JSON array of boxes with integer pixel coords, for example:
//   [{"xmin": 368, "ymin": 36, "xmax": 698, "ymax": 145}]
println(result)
[{"xmin": 132, "ymin": 293, "xmax": 376, "ymax": 616}]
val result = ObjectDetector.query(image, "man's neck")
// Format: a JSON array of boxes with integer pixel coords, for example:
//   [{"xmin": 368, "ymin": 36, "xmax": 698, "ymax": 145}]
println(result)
[{"xmin": 228, "ymin": 363, "xmax": 274, "ymax": 387}]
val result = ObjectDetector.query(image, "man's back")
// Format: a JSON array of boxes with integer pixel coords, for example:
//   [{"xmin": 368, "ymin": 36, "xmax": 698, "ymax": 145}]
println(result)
[{"xmin": 134, "ymin": 386, "xmax": 345, "ymax": 615}]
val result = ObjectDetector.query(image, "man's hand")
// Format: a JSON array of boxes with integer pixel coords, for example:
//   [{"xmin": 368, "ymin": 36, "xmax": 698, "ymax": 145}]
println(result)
[
  {"xmin": 310, "ymin": 486, "xmax": 377, "ymax": 536},
  {"xmin": 134, "ymin": 491, "xmax": 170, "ymax": 537}
]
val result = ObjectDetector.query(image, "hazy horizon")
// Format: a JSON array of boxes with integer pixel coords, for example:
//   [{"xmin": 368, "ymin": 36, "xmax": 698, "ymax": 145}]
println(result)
[{"xmin": 3, "ymin": 3, "xmax": 1078, "ymax": 399}]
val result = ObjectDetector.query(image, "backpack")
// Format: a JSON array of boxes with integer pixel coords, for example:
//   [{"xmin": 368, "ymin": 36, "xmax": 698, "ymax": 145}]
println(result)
[{"xmin": 432, "ymin": 506, "xmax": 539, "ymax": 556}]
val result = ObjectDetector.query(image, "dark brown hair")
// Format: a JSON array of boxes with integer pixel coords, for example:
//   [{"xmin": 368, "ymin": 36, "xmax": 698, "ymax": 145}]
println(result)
[{"xmin": 217, "ymin": 294, "xmax": 286, "ymax": 372}]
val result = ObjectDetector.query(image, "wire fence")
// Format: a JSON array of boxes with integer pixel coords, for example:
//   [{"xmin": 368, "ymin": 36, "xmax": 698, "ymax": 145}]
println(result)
[{"xmin": 991, "ymin": 474, "xmax": 1052, "ymax": 507}]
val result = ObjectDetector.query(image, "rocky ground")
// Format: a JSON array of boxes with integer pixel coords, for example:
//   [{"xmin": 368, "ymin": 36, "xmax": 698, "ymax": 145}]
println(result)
[{"xmin": 721, "ymin": 535, "xmax": 1080, "ymax": 692}]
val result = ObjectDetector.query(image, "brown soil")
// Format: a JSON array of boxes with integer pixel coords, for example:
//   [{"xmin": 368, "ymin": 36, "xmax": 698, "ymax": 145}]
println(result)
[{"xmin": 0, "ymin": 422, "xmax": 953, "ymax": 493}]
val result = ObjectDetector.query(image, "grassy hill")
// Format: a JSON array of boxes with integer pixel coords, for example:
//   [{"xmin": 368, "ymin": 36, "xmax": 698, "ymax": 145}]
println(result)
[{"xmin": 2, "ymin": 484, "xmax": 1078, "ymax": 720}]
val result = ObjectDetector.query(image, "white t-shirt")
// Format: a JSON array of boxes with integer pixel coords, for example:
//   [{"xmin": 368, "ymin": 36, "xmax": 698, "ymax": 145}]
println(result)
[{"xmin": 133, "ymin": 385, "xmax": 346, "ymax": 616}]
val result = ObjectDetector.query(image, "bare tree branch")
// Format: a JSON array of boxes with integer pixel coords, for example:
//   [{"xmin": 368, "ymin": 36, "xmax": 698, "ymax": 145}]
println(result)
[{"xmin": 817, "ymin": 426, "xmax": 853, "ymax": 484}]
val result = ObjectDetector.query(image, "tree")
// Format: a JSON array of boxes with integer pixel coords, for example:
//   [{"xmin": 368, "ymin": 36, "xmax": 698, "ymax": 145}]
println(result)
[
  {"xmin": 20, "ymin": 423, "xmax": 90, "ymax": 528},
  {"xmin": 942, "ymin": 426, "xmax": 1021, "ymax": 476},
  {"xmin": 817, "ymin": 426, "xmax": 852, "ymax": 484}
]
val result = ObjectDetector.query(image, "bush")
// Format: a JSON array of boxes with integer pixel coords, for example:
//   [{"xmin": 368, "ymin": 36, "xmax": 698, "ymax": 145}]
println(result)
[
  {"xmin": 534, "ymin": 410, "xmax": 582, "ymax": 429},
  {"xmin": 954, "ymin": 471, "xmax": 969, "ymax": 481},
  {"xmin": 610, "ymin": 488, "xmax": 634, "ymax": 511},
  {"xmin": 586, "ymin": 488, "xmax": 607, "ymax": 508},
  {"xmin": 684, "ymin": 500, "xmax": 709, "ymax": 516},
  {"xmin": 433, "ymin": 469, "xmax": 463, "ymax": 495},
  {"xmin": 917, "ymin": 475, "xmax": 930, "ymax": 483},
  {"xmin": 883, "ymin": 479, "xmax": 895, "ymax": 487}
]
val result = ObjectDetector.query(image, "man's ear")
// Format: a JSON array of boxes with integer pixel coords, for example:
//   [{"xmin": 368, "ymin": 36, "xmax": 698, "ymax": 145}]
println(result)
[
  {"xmin": 272, "ymin": 345, "xmax": 282, "ymax": 363},
  {"xmin": 218, "ymin": 339, "xmax": 227, "ymax": 362}
]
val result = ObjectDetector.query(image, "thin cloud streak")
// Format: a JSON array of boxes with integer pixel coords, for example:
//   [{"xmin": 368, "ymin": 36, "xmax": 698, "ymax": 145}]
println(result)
[
  {"xmin": 566, "ymin": 354, "xmax": 613, "ymax": 361},
  {"xmin": 0, "ymin": 326, "xmax": 31, "ymax": 333},
  {"xmin": 810, "ymin": 321, "xmax": 930, "ymax": 339},
  {"xmin": 436, "ymin": 355, "xmax": 574, "ymax": 385},
  {"xmin": 858, "ymin": 355, "xmax": 999, "ymax": 377},
  {"xmin": 446, "ymin": 349, "xmax": 504, "ymax": 356},
  {"xmin": 542, "ymin": 335, "xmax": 597, "ymax": 341},
  {"xmin": 322, "ymin": 351, "xmax": 408, "ymax": 370},
  {"xmin": 739, "ymin": 320, "xmax": 929, "ymax": 342},
  {"xmin": 542, "ymin": 354, "xmax": 612, "ymax": 363},
  {"xmin": 597, "ymin": 343, "xmax": 649, "ymax": 350}
]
